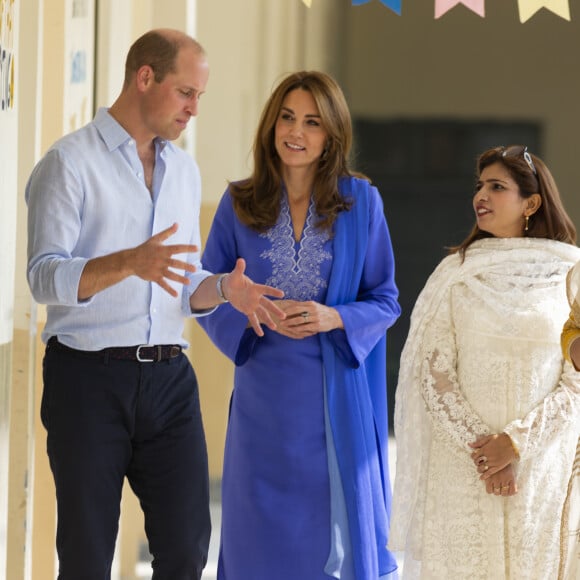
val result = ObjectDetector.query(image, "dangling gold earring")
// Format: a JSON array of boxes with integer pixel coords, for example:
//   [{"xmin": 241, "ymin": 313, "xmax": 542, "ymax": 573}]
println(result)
[{"xmin": 524, "ymin": 215, "xmax": 530, "ymax": 232}]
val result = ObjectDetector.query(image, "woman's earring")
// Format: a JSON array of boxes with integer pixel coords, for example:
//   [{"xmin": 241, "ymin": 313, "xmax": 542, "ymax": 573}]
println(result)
[{"xmin": 524, "ymin": 215, "xmax": 530, "ymax": 231}]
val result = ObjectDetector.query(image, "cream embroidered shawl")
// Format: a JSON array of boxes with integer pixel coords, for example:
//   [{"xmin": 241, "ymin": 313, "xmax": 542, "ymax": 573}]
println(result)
[{"xmin": 390, "ymin": 237, "xmax": 580, "ymax": 579}]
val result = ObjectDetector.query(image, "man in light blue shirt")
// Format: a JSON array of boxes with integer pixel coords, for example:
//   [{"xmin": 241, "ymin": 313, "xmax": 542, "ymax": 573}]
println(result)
[{"xmin": 26, "ymin": 29, "xmax": 283, "ymax": 580}]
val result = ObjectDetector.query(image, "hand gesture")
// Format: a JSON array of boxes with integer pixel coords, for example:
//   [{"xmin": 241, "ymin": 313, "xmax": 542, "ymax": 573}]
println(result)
[
  {"xmin": 130, "ymin": 223, "xmax": 198, "ymax": 297},
  {"xmin": 224, "ymin": 258, "xmax": 285, "ymax": 337},
  {"xmin": 78, "ymin": 223, "xmax": 197, "ymax": 300}
]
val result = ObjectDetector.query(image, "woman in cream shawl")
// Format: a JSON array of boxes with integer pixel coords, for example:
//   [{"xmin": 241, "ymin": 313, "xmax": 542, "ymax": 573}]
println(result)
[
  {"xmin": 390, "ymin": 146, "xmax": 580, "ymax": 579},
  {"xmin": 559, "ymin": 263, "xmax": 580, "ymax": 579}
]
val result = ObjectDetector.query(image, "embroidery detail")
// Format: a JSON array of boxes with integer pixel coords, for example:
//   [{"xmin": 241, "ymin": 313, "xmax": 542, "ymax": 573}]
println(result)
[{"xmin": 260, "ymin": 197, "xmax": 331, "ymax": 300}]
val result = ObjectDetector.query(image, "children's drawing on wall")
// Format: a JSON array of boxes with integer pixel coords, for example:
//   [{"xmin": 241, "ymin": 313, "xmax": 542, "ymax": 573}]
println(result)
[
  {"xmin": 0, "ymin": 0, "xmax": 15, "ymax": 112},
  {"xmin": 64, "ymin": 0, "xmax": 94, "ymax": 132}
]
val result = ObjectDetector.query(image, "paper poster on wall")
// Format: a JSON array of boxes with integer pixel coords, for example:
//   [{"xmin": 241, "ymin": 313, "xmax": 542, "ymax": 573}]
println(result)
[
  {"xmin": 63, "ymin": 0, "xmax": 95, "ymax": 133},
  {"xmin": 0, "ymin": 0, "xmax": 15, "ymax": 112},
  {"xmin": 0, "ymin": 0, "xmax": 18, "ymax": 346}
]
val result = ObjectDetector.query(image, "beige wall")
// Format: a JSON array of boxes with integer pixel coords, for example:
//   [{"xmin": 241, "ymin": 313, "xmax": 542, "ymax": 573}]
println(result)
[
  {"xmin": 342, "ymin": 2, "xmax": 580, "ymax": 221},
  {"xmin": 196, "ymin": 0, "xmax": 343, "ymax": 204}
]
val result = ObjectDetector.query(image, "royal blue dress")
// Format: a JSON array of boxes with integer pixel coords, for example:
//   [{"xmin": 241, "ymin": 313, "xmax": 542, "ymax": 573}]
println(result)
[{"xmin": 199, "ymin": 177, "xmax": 400, "ymax": 580}]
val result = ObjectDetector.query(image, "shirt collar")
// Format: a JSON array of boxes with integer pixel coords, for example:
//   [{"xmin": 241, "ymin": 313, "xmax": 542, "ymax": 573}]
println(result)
[{"xmin": 93, "ymin": 107, "xmax": 172, "ymax": 154}]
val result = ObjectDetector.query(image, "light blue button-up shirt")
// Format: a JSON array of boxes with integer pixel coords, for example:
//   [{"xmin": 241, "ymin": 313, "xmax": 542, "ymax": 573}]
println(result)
[{"xmin": 26, "ymin": 107, "xmax": 214, "ymax": 350}]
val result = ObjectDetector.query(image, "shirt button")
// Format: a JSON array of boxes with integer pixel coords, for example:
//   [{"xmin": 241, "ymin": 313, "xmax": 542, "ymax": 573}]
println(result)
[{"xmin": 137, "ymin": 172, "xmax": 142, "ymax": 178}]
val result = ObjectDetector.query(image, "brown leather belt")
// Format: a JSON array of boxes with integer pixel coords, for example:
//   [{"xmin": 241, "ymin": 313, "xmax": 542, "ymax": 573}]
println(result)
[{"xmin": 48, "ymin": 337, "xmax": 182, "ymax": 362}]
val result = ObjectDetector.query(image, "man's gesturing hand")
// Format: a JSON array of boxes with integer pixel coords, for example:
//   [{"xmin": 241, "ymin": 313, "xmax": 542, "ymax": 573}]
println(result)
[
  {"xmin": 130, "ymin": 223, "xmax": 198, "ymax": 297},
  {"xmin": 223, "ymin": 258, "xmax": 285, "ymax": 336},
  {"xmin": 78, "ymin": 223, "xmax": 197, "ymax": 300}
]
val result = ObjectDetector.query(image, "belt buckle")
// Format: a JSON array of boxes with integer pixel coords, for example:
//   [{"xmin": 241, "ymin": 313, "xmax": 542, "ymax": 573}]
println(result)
[{"xmin": 136, "ymin": 344, "xmax": 155, "ymax": 362}]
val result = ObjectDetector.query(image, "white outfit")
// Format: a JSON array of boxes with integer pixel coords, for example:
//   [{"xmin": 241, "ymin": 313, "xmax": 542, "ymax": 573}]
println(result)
[
  {"xmin": 559, "ymin": 439, "xmax": 580, "ymax": 579},
  {"xmin": 390, "ymin": 237, "xmax": 580, "ymax": 580},
  {"xmin": 560, "ymin": 262, "xmax": 580, "ymax": 580}
]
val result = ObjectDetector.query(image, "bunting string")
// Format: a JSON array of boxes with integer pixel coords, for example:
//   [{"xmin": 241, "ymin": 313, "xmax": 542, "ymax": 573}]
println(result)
[{"xmin": 300, "ymin": 0, "xmax": 573, "ymax": 23}]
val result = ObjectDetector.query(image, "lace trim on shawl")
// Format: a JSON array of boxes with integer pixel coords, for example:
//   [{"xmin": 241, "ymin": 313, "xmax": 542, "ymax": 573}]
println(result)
[
  {"xmin": 420, "ymin": 346, "xmax": 489, "ymax": 449},
  {"xmin": 389, "ymin": 238, "xmax": 580, "ymax": 569}
]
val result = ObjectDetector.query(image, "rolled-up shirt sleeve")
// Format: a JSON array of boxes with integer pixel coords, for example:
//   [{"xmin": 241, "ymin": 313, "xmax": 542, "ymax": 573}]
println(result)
[{"xmin": 26, "ymin": 148, "xmax": 94, "ymax": 306}]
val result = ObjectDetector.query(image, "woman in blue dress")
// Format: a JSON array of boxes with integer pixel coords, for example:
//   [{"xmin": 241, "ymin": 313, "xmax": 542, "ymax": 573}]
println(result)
[{"xmin": 199, "ymin": 71, "xmax": 401, "ymax": 580}]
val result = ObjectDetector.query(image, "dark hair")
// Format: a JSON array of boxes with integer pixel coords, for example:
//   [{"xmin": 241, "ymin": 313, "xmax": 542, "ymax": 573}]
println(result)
[
  {"xmin": 231, "ymin": 70, "xmax": 365, "ymax": 232},
  {"xmin": 123, "ymin": 29, "xmax": 204, "ymax": 87},
  {"xmin": 451, "ymin": 145, "xmax": 576, "ymax": 257}
]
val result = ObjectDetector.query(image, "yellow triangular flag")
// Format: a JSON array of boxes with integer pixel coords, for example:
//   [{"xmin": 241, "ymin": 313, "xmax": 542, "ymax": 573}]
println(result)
[
  {"xmin": 302, "ymin": 0, "xmax": 312, "ymax": 7},
  {"xmin": 517, "ymin": 0, "xmax": 570, "ymax": 23}
]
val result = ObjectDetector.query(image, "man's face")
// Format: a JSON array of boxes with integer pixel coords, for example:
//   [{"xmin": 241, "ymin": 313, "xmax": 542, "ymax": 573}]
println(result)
[{"xmin": 141, "ymin": 47, "xmax": 209, "ymax": 141}]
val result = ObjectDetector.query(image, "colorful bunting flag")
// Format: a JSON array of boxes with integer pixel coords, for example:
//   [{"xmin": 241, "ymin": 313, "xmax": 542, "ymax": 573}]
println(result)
[
  {"xmin": 302, "ymin": 0, "xmax": 312, "ymax": 6},
  {"xmin": 434, "ymin": 0, "xmax": 485, "ymax": 18},
  {"xmin": 348, "ymin": 0, "xmax": 572, "ymax": 22},
  {"xmin": 351, "ymin": 0, "xmax": 403, "ymax": 16},
  {"xmin": 517, "ymin": 0, "xmax": 570, "ymax": 22}
]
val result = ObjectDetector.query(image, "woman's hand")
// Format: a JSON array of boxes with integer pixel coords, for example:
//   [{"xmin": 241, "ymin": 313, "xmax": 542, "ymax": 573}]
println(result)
[
  {"xmin": 261, "ymin": 299, "xmax": 344, "ymax": 339},
  {"xmin": 469, "ymin": 433, "xmax": 518, "ymax": 480},
  {"xmin": 483, "ymin": 463, "xmax": 518, "ymax": 496}
]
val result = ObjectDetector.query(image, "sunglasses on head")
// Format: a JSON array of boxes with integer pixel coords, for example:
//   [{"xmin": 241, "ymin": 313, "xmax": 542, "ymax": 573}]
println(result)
[{"xmin": 499, "ymin": 145, "xmax": 538, "ymax": 176}]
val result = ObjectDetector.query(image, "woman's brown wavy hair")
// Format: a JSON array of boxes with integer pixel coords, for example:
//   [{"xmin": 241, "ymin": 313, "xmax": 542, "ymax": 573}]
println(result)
[
  {"xmin": 230, "ymin": 71, "xmax": 365, "ymax": 232},
  {"xmin": 451, "ymin": 145, "xmax": 576, "ymax": 257}
]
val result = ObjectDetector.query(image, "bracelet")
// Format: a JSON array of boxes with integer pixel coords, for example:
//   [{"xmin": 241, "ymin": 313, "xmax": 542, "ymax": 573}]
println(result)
[{"xmin": 216, "ymin": 273, "xmax": 229, "ymax": 303}]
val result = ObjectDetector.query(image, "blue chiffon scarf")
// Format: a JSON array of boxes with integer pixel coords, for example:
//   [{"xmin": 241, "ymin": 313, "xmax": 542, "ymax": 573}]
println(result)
[{"xmin": 320, "ymin": 177, "xmax": 398, "ymax": 579}]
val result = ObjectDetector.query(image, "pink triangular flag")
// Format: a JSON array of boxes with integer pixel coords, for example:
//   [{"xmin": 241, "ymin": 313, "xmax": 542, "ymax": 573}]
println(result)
[{"xmin": 435, "ymin": 0, "xmax": 485, "ymax": 18}]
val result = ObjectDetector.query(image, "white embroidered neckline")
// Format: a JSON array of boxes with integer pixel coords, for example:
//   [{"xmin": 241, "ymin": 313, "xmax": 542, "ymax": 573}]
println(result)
[{"xmin": 260, "ymin": 196, "xmax": 331, "ymax": 301}]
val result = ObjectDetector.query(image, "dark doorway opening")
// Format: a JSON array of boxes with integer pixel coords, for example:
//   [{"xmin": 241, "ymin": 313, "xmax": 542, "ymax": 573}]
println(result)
[{"xmin": 352, "ymin": 118, "xmax": 541, "ymax": 430}]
